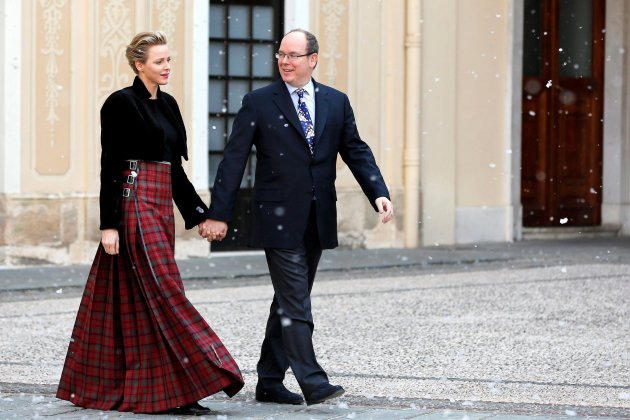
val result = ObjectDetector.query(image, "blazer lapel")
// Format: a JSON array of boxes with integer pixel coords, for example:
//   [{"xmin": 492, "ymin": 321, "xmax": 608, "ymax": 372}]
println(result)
[
  {"xmin": 313, "ymin": 79, "xmax": 328, "ymax": 147},
  {"xmin": 271, "ymin": 80, "xmax": 304, "ymax": 139}
]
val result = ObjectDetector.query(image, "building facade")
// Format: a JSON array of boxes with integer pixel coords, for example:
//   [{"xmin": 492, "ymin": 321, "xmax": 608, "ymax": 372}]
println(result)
[{"xmin": 1, "ymin": 0, "xmax": 629, "ymax": 265}]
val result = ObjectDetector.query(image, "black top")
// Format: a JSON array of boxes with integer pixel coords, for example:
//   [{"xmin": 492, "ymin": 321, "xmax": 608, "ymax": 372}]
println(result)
[
  {"xmin": 146, "ymin": 99, "xmax": 179, "ymax": 163},
  {"xmin": 99, "ymin": 76, "xmax": 209, "ymax": 230}
]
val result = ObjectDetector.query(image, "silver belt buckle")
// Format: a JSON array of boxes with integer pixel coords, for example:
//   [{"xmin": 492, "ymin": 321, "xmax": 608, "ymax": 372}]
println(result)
[
  {"xmin": 122, "ymin": 188, "xmax": 130, "ymax": 197},
  {"xmin": 129, "ymin": 160, "xmax": 138, "ymax": 170}
]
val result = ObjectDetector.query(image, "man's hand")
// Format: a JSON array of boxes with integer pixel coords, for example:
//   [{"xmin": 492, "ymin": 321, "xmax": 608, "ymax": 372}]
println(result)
[
  {"xmin": 375, "ymin": 197, "xmax": 394, "ymax": 224},
  {"xmin": 198, "ymin": 218, "xmax": 228, "ymax": 242},
  {"xmin": 101, "ymin": 228, "xmax": 120, "ymax": 255}
]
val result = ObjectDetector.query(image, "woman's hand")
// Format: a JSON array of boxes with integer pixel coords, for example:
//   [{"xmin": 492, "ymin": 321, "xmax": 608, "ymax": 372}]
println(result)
[
  {"xmin": 198, "ymin": 219, "xmax": 228, "ymax": 242},
  {"xmin": 101, "ymin": 229, "xmax": 120, "ymax": 255}
]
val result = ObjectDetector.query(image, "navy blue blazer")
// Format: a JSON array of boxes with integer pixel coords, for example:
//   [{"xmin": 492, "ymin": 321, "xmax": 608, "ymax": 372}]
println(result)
[{"xmin": 208, "ymin": 79, "xmax": 390, "ymax": 249}]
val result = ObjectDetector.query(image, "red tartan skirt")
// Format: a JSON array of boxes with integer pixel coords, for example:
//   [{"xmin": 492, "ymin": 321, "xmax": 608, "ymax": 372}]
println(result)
[{"xmin": 56, "ymin": 160, "xmax": 244, "ymax": 413}]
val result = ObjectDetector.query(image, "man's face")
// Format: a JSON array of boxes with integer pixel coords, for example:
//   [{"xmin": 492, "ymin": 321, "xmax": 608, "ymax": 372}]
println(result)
[{"xmin": 277, "ymin": 32, "xmax": 317, "ymax": 87}]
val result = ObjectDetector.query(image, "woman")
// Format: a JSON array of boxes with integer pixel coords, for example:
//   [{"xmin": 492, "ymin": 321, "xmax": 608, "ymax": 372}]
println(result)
[{"xmin": 56, "ymin": 31, "xmax": 244, "ymax": 415}]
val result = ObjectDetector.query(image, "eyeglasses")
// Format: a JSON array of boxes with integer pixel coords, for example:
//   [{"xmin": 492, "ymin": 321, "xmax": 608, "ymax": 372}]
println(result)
[{"xmin": 275, "ymin": 52, "xmax": 314, "ymax": 61}]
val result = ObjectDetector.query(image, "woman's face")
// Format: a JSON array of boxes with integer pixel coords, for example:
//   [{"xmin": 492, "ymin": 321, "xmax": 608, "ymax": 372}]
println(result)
[{"xmin": 136, "ymin": 44, "xmax": 171, "ymax": 86}]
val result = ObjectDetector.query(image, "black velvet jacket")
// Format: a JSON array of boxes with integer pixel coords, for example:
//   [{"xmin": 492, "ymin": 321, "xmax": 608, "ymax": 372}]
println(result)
[{"xmin": 99, "ymin": 76, "xmax": 208, "ymax": 230}]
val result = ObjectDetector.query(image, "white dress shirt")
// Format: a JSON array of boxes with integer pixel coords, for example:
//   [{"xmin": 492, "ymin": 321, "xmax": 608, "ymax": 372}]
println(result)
[{"xmin": 285, "ymin": 80, "xmax": 315, "ymax": 126}]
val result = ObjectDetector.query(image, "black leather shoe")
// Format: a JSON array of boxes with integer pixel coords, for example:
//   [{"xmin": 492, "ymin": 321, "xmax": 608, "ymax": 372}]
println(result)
[
  {"xmin": 182, "ymin": 401, "xmax": 212, "ymax": 415},
  {"xmin": 160, "ymin": 402, "xmax": 211, "ymax": 416},
  {"xmin": 255, "ymin": 383, "xmax": 304, "ymax": 405},
  {"xmin": 305, "ymin": 383, "xmax": 345, "ymax": 406}
]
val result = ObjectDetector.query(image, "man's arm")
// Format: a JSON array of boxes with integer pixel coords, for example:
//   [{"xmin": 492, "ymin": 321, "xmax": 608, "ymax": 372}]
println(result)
[
  {"xmin": 338, "ymin": 94, "xmax": 391, "ymax": 212},
  {"xmin": 207, "ymin": 93, "xmax": 258, "ymax": 222}
]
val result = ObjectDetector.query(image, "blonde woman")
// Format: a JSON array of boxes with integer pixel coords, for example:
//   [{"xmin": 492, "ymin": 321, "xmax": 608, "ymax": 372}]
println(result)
[{"xmin": 56, "ymin": 31, "xmax": 243, "ymax": 415}]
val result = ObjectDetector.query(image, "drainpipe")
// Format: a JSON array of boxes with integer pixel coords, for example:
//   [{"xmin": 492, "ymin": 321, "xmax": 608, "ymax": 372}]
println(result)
[{"xmin": 404, "ymin": 0, "xmax": 422, "ymax": 247}]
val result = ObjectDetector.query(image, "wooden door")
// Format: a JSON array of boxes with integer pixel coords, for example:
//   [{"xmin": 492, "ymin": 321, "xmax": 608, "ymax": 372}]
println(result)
[{"xmin": 521, "ymin": 0, "xmax": 605, "ymax": 227}]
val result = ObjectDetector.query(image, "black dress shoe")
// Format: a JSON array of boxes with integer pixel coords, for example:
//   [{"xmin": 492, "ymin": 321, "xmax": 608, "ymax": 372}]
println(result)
[
  {"xmin": 255, "ymin": 383, "xmax": 304, "ymax": 405},
  {"xmin": 159, "ymin": 401, "xmax": 212, "ymax": 416},
  {"xmin": 305, "ymin": 383, "xmax": 345, "ymax": 406},
  {"xmin": 180, "ymin": 401, "xmax": 212, "ymax": 415}
]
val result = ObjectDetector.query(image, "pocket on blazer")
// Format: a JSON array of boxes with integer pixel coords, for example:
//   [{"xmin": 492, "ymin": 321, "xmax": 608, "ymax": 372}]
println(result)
[{"xmin": 255, "ymin": 188, "xmax": 284, "ymax": 202}]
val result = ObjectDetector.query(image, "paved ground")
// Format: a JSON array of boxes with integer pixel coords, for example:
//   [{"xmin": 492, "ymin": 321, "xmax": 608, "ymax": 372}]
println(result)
[{"xmin": 1, "ymin": 237, "xmax": 629, "ymax": 419}]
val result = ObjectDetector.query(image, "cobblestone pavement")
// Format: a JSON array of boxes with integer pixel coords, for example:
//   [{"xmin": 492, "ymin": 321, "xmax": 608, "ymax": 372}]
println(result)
[{"xmin": 1, "ymin": 238, "xmax": 629, "ymax": 419}]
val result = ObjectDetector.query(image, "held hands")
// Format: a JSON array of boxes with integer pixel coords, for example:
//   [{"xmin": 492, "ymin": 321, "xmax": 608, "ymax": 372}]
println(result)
[
  {"xmin": 375, "ymin": 197, "xmax": 394, "ymax": 224},
  {"xmin": 101, "ymin": 229, "xmax": 120, "ymax": 255},
  {"xmin": 197, "ymin": 200, "xmax": 390, "ymax": 242},
  {"xmin": 198, "ymin": 218, "xmax": 228, "ymax": 242}
]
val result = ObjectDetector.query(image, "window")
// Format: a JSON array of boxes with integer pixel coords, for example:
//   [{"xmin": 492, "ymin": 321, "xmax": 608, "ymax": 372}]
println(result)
[
  {"xmin": 208, "ymin": 0, "xmax": 284, "ymax": 189},
  {"xmin": 208, "ymin": 0, "xmax": 283, "ymax": 251}
]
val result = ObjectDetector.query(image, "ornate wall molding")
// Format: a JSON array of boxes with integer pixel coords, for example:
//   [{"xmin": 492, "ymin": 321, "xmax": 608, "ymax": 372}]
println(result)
[
  {"xmin": 35, "ymin": 0, "xmax": 70, "ymax": 175},
  {"xmin": 39, "ymin": 0, "xmax": 67, "ymax": 144},
  {"xmin": 321, "ymin": 0, "xmax": 345, "ymax": 85},
  {"xmin": 98, "ymin": 0, "xmax": 132, "ymax": 104},
  {"xmin": 157, "ymin": 0, "xmax": 181, "ymax": 60}
]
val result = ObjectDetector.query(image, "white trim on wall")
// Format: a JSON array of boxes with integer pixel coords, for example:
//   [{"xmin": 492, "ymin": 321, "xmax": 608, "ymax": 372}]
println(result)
[
  {"xmin": 0, "ymin": 0, "xmax": 22, "ymax": 194},
  {"xmin": 284, "ymin": 0, "xmax": 311, "ymax": 32},
  {"xmin": 190, "ymin": 0, "xmax": 209, "ymax": 190}
]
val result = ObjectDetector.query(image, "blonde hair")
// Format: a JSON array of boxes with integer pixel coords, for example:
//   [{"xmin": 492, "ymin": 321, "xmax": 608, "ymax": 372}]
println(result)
[{"xmin": 125, "ymin": 31, "xmax": 168, "ymax": 74}]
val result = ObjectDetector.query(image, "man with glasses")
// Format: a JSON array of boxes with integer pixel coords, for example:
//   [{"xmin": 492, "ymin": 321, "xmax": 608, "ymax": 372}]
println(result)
[{"xmin": 201, "ymin": 28, "xmax": 394, "ymax": 406}]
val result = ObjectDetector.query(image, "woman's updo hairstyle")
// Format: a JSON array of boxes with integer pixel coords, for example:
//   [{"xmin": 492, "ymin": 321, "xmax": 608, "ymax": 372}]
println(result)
[{"xmin": 125, "ymin": 31, "xmax": 168, "ymax": 74}]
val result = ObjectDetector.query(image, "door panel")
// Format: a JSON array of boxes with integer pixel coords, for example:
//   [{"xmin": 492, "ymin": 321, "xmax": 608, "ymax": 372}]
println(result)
[{"xmin": 521, "ymin": 0, "xmax": 604, "ymax": 227}]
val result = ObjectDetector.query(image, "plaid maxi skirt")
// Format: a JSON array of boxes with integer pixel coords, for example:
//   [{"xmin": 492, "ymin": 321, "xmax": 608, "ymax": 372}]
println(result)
[{"xmin": 56, "ymin": 160, "xmax": 244, "ymax": 413}]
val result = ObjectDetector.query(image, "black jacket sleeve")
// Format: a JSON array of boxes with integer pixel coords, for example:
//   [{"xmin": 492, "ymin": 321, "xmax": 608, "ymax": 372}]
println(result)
[
  {"xmin": 171, "ymin": 159, "xmax": 209, "ymax": 229},
  {"xmin": 99, "ymin": 93, "xmax": 130, "ymax": 230},
  {"xmin": 99, "ymin": 83, "xmax": 209, "ymax": 231},
  {"xmin": 207, "ymin": 93, "xmax": 256, "ymax": 222},
  {"xmin": 338, "ymin": 94, "xmax": 390, "ymax": 211}
]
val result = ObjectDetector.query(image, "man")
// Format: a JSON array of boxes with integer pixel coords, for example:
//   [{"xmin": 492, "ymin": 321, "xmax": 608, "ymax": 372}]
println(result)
[{"xmin": 200, "ymin": 29, "xmax": 394, "ymax": 406}]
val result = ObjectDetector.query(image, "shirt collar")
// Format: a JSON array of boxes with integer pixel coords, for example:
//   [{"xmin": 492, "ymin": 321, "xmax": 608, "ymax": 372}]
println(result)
[{"xmin": 285, "ymin": 79, "xmax": 315, "ymax": 98}]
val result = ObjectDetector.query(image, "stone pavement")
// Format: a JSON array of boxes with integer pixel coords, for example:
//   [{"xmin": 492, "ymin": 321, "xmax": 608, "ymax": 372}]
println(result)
[{"xmin": 1, "ymin": 237, "xmax": 630, "ymax": 419}]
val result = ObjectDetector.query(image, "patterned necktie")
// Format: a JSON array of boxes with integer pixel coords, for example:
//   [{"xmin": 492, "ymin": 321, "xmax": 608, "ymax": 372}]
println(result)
[{"xmin": 296, "ymin": 88, "xmax": 315, "ymax": 154}]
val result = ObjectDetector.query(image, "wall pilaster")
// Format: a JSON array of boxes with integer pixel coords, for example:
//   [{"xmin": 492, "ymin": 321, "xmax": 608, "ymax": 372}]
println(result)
[{"xmin": 602, "ymin": 0, "xmax": 630, "ymax": 233}]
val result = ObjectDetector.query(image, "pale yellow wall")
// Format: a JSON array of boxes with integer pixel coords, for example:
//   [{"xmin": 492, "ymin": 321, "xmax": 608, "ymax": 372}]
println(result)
[
  {"xmin": 314, "ymin": 0, "xmax": 404, "ymax": 247},
  {"xmin": 420, "ymin": 0, "xmax": 458, "ymax": 245},
  {"xmin": 456, "ymin": 0, "xmax": 511, "ymax": 207},
  {"xmin": 4, "ymin": 0, "xmax": 205, "ymax": 264},
  {"xmin": 314, "ymin": 0, "xmax": 515, "ymax": 246},
  {"xmin": 5, "ymin": 0, "xmax": 627, "ymax": 264},
  {"xmin": 21, "ymin": 0, "xmax": 189, "ymax": 194},
  {"xmin": 419, "ymin": 0, "xmax": 516, "ymax": 245}
]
